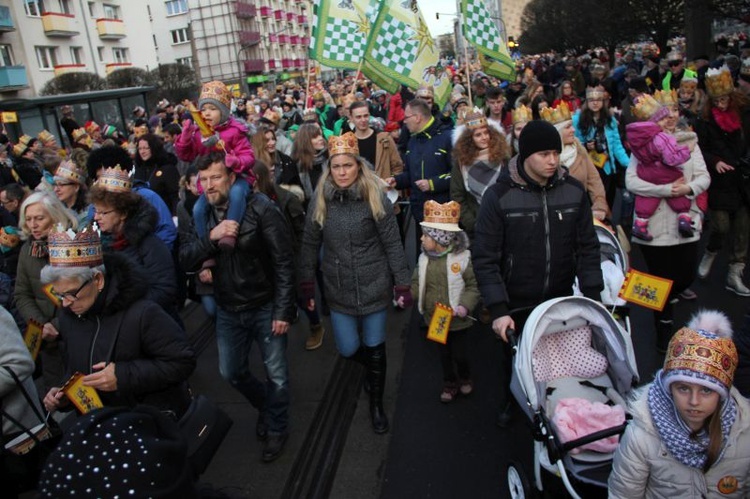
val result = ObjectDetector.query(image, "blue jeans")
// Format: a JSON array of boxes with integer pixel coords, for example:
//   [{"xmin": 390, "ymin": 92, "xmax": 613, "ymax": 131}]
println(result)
[
  {"xmin": 215, "ymin": 302, "xmax": 289, "ymax": 435},
  {"xmin": 193, "ymin": 178, "xmax": 251, "ymax": 238},
  {"xmin": 329, "ymin": 308, "xmax": 388, "ymax": 357}
]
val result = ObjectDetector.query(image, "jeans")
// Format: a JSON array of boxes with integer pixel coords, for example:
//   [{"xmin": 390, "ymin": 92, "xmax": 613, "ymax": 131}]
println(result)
[
  {"xmin": 193, "ymin": 178, "xmax": 251, "ymax": 238},
  {"xmin": 200, "ymin": 294, "xmax": 217, "ymax": 319},
  {"xmin": 329, "ymin": 308, "xmax": 388, "ymax": 357},
  {"xmin": 215, "ymin": 302, "xmax": 289, "ymax": 434},
  {"xmin": 706, "ymin": 207, "xmax": 749, "ymax": 264}
]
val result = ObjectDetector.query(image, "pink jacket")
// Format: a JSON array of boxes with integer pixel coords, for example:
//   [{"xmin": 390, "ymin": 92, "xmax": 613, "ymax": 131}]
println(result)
[
  {"xmin": 626, "ymin": 121, "xmax": 691, "ymax": 185},
  {"xmin": 175, "ymin": 116, "xmax": 255, "ymax": 176}
]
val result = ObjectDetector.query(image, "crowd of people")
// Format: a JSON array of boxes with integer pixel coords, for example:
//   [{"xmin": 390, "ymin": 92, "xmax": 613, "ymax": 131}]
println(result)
[{"xmin": 1, "ymin": 35, "xmax": 750, "ymax": 497}]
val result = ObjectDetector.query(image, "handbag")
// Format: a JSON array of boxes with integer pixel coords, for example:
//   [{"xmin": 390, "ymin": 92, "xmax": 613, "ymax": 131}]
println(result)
[
  {"xmin": 178, "ymin": 393, "xmax": 233, "ymax": 475},
  {"xmin": 1, "ymin": 366, "xmax": 62, "ymax": 495}
]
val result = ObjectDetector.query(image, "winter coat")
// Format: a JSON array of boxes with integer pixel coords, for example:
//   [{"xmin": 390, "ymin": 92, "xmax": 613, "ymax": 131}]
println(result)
[
  {"xmin": 14, "ymin": 240, "xmax": 56, "ymax": 325},
  {"xmin": 472, "ymin": 155, "xmax": 603, "ymax": 319},
  {"xmin": 56, "ymin": 254, "xmax": 195, "ymax": 416},
  {"xmin": 179, "ymin": 192, "xmax": 296, "ymax": 321},
  {"xmin": 450, "ymin": 158, "xmax": 504, "ymax": 236},
  {"xmin": 176, "ymin": 194, "xmax": 212, "ymax": 297},
  {"xmin": 563, "ymin": 141, "xmax": 610, "ymax": 217},
  {"xmin": 0, "ymin": 305, "xmax": 43, "ymax": 437},
  {"xmin": 300, "ymin": 179, "xmax": 410, "ymax": 316},
  {"xmin": 373, "ymin": 132, "xmax": 404, "ymax": 180},
  {"xmin": 735, "ymin": 310, "xmax": 750, "ymax": 398},
  {"xmin": 13, "ymin": 157, "xmax": 43, "ymax": 190},
  {"xmin": 101, "ymin": 198, "xmax": 177, "ymax": 313},
  {"xmin": 609, "ymin": 386, "xmax": 750, "ymax": 499},
  {"xmin": 395, "ymin": 117, "xmax": 453, "ymax": 221},
  {"xmin": 174, "ymin": 117, "xmax": 255, "ymax": 176},
  {"xmin": 275, "ymin": 151, "xmax": 303, "ymax": 191},
  {"xmin": 627, "ymin": 121, "xmax": 691, "ymax": 185},
  {"xmin": 133, "ymin": 152, "xmax": 181, "ymax": 215},
  {"xmin": 626, "ymin": 130, "xmax": 710, "ymax": 247},
  {"xmin": 572, "ymin": 111, "xmax": 630, "ymax": 175}
]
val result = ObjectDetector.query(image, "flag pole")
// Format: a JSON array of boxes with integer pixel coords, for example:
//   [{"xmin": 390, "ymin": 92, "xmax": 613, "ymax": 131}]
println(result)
[
  {"xmin": 305, "ymin": 0, "xmax": 314, "ymax": 107},
  {"xmin": 351, "ymin": 57, "xmax": 365, "ymax": 95}
]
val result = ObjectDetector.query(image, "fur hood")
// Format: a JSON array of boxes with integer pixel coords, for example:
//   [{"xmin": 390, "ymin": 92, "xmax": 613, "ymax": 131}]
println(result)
[
  {"xmin": 79, "ymin": 252, "xmax": 150, "ymax": 318},
  {"xmin": 120, "ymin": 197, "xmax": 158, "ymax": 248}
]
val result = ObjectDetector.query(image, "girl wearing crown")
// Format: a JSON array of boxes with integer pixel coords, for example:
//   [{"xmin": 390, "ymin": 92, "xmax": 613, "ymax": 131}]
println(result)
[
  {"xmin": 299, "ymin": 132, "xmax": 410, "ymax": 434},
  {"xmin": 609, "ymin": 310, "xmax": 750, "ymax": 498}
]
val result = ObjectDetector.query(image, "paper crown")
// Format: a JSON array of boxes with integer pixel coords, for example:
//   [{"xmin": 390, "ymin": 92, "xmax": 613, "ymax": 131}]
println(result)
[
  {"xmin": 133, "ymin": 124, "xmax": 149, "ymax": 139},
  {"xmin": 341, "ymin": 93, "xmax": 357, "ymax": 108},
  {"xmin": 631, "ymin": 94, "xmax": 665, "ymax": 121},
  {"xmin": 416, "ymin": 85, "xmax": 434, "ymax": 98},
  {"xmin": 312, "ymin": 91, "xmax": 325, "ymax": 101},
  {"xmin": 284, "ymin": 95, "xmax": 296, "ymax": 106},
  {"xmin": 511, "ymin": 105, "xmax": 533, "ymax": 124},
  {"xmin": 96, "ymin": 165, "xmax": 132, "ymax": 193},
  {"xmin": 458, "ymin": 107, "xmax": 487, "ymax": 130},
  {"xmin": 302, "ymin": 108, "xmax": 318, "ymax": 122},
  {"xmin": 199, "ymin": 80, "xmax": 232, "ymax": 110},
  {"xmin": 12, "ymin": 142, "xmax": 28, "ymax": 157},
  {"xmin": 38, "ymin": 130, "xmax": 55, "ymax": 144},
  {"xmin": 420, "ymin": 200, "xmax": 461, "ymax": 231},
  {"xmin": 654, "ymin": 89, "xmax": 679, "ymax": 106},
  {"xmin": 54, "ymin": 160, "xmax": 87, "ymax": 185},
  {"xmin": 261, "ymin": 109, "xmax": 280, "ymax": 125},
  {"xmin": 705, "ymin": 65, "xmax": 735, "ymax": 99},
  {"xmin": 18, "ymin": 134, "xmax": 33, "ymax": 146},
  {"xmin": 666, "ymin": 50, "xmax": 684, "ymax": 62},
  {"xmin": 84, "ymin": 121, "xmax": 100, "ymax": 135},
  {"xmin": 540, "ymin": 100, "xmax": 572, "ymax": 125},
  {"xmin": 664, "ymin": 325, "xmax": 738, "ymax": 395},
  {"xmin": 71, "ymin": 128, "xmax": 88, "ymax": 142},
  {"xmin": 586, "ymin": 86, "xmax": 607, "ymax": 100},
  {"xmin": 48, "ymin": 224, "xmax": 104, "ymax": 268},
  {"xmin": 0, "ymin": 226, "xmax": 20, "ymax": 249},
  {"xmin": 328, "ymin": 132, "xmax": 359, "ymax": 156}
]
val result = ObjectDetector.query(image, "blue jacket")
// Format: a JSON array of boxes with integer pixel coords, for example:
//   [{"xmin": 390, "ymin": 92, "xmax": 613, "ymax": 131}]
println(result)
[
  {"xmin": 395, "ymin": 118, "xmax": 453, "ymax": 221},
  {"xmin": 572, "ymin": 111, "xmax": 630, "ymax": 175}
]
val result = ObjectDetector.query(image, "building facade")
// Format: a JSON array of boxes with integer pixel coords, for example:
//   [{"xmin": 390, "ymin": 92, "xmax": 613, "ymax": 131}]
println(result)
[{"xmin": 497, "ymin": 0, "xmax": 531, "ymax": 39}]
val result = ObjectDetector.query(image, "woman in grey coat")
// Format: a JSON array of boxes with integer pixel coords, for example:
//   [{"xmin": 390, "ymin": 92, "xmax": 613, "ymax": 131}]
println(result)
[{"xmin": 300, "ymin": 132, "xmax": 411, "ymax": 434}]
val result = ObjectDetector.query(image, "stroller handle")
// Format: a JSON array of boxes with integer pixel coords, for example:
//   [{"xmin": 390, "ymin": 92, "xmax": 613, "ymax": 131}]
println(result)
[{"xmin": 506, "ymin": 328, "xmax": 519, "ymax": 350}]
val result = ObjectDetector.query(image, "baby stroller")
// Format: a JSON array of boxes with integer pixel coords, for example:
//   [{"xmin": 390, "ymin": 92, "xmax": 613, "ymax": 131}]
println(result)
[{"xmin": 506, "ymin": 296, "xmax": 639, "ymax": 499}]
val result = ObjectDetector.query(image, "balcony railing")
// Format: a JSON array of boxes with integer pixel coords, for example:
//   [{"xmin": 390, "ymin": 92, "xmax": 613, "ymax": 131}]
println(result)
[
  {"xmin": 278, "ymin": 34, "xmax": 289, "ymax": 45},
  {"xmin": 239, "ymin": 30, "xmax": 261, "ymax": 46},
  {"xmin": 96, "ymin": 18, "xmax": 126, "ymax": 39},
  {"xmin": 105, "ymin": 62, "xmax": 132, "ymax": 74},
  {"xmin": 267, "ymin": 33, "xmax": 278, "ymax": 43},
  {"xmin": 281, "ymin": 58, "xmax": 293, "ymax": 69},
  {"xmin": 0, "ymin": 6, "xmax": 15, "ymax": 32},
  {"xmin": 259, "ymin": 6, "xmax": 271, "ymax": 17},
  {"xmin": 235, "ymin": 1, "xmax": 256, "ymax": 18},
  {"xmin": 299, "ymin": 35, "xmax": 309, "ymax": 45},
  {"xmin": 273, "ymin": 9, "xmax": 283, "ymax": 21},
  {"xmin": 42, "ymin": 12, "xmax": 80, "ymax": 37},
  {"xmin": 297, "ymin": 14, "xmax": 308, "ymax": 25},
  {"xmin": 244, "ymin": 58, "xmax": 265, "ymax": 73},
  {"xmin": 53, "ymin": 64, "xmax": 86, "ymax": 76},
  {"xmin": 285, "ymin": 11, "xmax": 295, "ymax": 22},
  {"xmin": 267, "ymin": 59, "xmax": 280, "ymax": 71},
  {"xmin": 290, "ymin": 35, "xmax": 299, "ymax": 45},
  {"xmin": 0, "ymin": 66, "xmax": 28, "ymax": 90}
]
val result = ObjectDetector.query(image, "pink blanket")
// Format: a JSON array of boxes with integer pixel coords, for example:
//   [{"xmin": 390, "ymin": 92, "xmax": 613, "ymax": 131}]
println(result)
[{"xmin": 552, "ymin": 398, "xmax": 625, "ymax": 454}]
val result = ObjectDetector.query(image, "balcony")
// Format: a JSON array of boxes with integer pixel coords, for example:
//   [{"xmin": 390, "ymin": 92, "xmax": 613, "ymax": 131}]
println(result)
[
  {"xmin": 243, "ymin": 58, "xmax": 264, "ymax": 73},
  {"xmin": 0, "ymin": 66, "xmax": 28, "ymax": 90},
  {"xmin": 235, "ymin": 1, "xmax": 256, "ymax": 18},
  {"xmin": 278, "ymin": 34, "xmax": 289, "ymax": 45},
  {"xmin": 53, "ymin": 64, "xmax": 86, "ymax": 76},
  {"xmin": 295, "ymin": 58, "xmax": 305, "ymax": 69},
  {"xmin": 105, "ymin": 62, "xmax": 132, "ymax": 74},
  {"xmin": 267, "ymin": 59, "xmax": 280, "ymax": 71},
  {"xmin": 285, "ymin": 11, "xmax": 295, "ymax": 22},
  {"xmin": 281, "ymin": 58, "xmax": 293, "ymax": 70},
  {"xmin": 42, "ymin": 12, "xmax": 80, "ymax": 37},
  {"xmin": 273, "ymin": 9, "xmax": 283, "ymax": 21},
  {"xmin": 0, "ymin": 6, "xmax": 15, "ymax": 32},
  {"xmin": 300, "ymin": 35, "xmax": 309, "ymax": 45},
  {"xmin": 239, "ymin": 30, "xmax": 260, "ymax": 46},
  {"xmin": 297, "ymin": 14, "xmax": 308, "ymax": 25},
  {"xmin": 96, "ymin": 18, "xmax": 126, "ymax": 40},
  {"xmin": 290, "ymin": 35, "xmax": 299, "ymax": 45},
  {"xmin": 259, "ymin": 6, "xmax": 271, "ymax": 17}
]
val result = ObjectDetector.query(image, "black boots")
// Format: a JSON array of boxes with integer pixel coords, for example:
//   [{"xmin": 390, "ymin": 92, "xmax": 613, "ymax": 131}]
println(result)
[
  {"xmin": 656, "ymin": 320, "xmax": 674, "ymax": 354},
  {"xmin": 365, "ymin": 344, "xmax": 389, "ymax": 434}
]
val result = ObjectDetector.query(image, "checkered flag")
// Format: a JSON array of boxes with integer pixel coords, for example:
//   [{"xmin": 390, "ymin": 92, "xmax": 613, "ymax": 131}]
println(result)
[
  {"xmin": 460, "ymin": 0, "xmax": 515, "ymax": 80},
  {"xmin": 310, "ymin": 0, "xmax": 366, "ymax": 69},
  {"xmin": 370, "ymin": 14, "xmax": 417, "ymax": 75}
]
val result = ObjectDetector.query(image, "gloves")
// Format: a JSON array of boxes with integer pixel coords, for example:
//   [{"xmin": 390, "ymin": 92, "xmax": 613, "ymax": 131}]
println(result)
[
  {"xmin": 225, "ymin": 153, "xmax": 239, "ymax": 169},
  {"xmin": 201, "ymin": 132, "xmax": 220, "ymax": 149},
  {"xmin": 180, "ymin": 119, "xmax": 195, "ymax": 141},
  {"xmin": 299, "ymin": 281, "xmax": 315, "ymax": 304},
  {"xmin": 394, "ymin": 285, "xmax": 413, "ymax": 309},
  {"xmin": 453, "ymin": 305, "xmax": 468, "ymax": 318}
]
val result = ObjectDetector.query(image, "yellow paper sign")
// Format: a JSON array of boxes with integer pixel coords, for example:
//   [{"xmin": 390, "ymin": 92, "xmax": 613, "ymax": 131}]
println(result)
[
  {"xmin": 618, "ymin": 269, "xmax": 673, "ymax": 311},
  {"xmin": 1, "ymin": 112, "xmax": 18, "ymax": 123},
  {"xmin": 41, "ymin": 283, "xmax": 62, "ymax": 308},
  {"xmin": 61, "ymin": 372, "xmax": 103, "ymax": 414},
  {"xmin": 427, "ymin": 303, "xmax": 453, "ymax": 344},
  {"xmin": 23, "ymin": 319, "xmax": 43, "ymax": 361}
]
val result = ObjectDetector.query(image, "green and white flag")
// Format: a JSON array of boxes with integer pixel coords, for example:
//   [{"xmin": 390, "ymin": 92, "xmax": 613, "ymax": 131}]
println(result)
[{"xmin": 461, "ymin": 0, "xmax": 515, "ymax": 80}]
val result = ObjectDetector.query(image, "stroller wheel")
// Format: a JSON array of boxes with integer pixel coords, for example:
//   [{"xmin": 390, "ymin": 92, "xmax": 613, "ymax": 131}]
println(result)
[{"xmin": 507, "ymin": 460, "xmax": 533, "ymax": 499}]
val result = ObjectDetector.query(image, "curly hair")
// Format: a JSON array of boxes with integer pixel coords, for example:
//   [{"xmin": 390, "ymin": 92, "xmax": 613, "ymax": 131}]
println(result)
[
  {"xmin": 88, "ymin": 185, "xmax": 141, "ymax": 219},
  {"xmin": 701, "ymin": 90, "xmax": 750, "ymax": 121},
  {"xmin": 134, "ymin": 133, "xmax": 170, "ymax": 168},
  {"xmin": 453, "ymin": 125, "xmax": 510, "ymax": 168}
]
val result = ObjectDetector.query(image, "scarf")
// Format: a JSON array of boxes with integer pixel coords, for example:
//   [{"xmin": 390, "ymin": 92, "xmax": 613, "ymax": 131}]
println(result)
[
  {"xmin": 464, "ymin": 160, "xmax": 502, "ymax": 203},
  {"xmin": 29, "ymin": 238, "xmax": 48, "ymax": 259},
  {"xmin": 300, "ymin": 149, "xmax": 328, "ymax": 200},
  {"xmin": 559, "ymin": 144, "xmax": 578, "ymax": 168},
  {"xmin": 712, "ymin": 106, "xmax": 741, "ymax": 133},
  {"xmin": 647, "ymin": 370, "xmax": 736, "ymax": 470}
]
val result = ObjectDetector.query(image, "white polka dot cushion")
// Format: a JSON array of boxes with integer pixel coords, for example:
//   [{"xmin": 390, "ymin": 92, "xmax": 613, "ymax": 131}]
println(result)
[{"xmin": 532, "ymin": 325, "xmax": 609, "ymax": 382}]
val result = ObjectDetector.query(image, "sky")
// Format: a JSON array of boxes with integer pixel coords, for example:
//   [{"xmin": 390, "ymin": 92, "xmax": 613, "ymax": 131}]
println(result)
[{"xmin": 418, "ymin": 0, "xmax": 461, "ymax": 37}]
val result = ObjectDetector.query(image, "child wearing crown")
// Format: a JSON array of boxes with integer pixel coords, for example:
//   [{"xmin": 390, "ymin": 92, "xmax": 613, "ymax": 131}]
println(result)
[
  {"xmin": 411, "ymin": 200, "xmax": 480, "ymax": 402},
  {"xmin": 626, "ymin": 93, "xmax": 693, "ymax": 241},
  {"xmin": 175, "ymin": 80, "xmax": 255, "ymax": 249}
]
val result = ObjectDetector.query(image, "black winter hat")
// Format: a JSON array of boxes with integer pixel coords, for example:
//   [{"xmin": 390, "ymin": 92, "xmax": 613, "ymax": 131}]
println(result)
[
  {"xmin": 518, "ymin": 120, "xmax": 562, "ymax": 167},
  {"xmin": 38, "ymin": 406, "xmax": 198, "ymax": 499},
  {"xmin": 628, "ymin": 76, "xmax": 650, "ymax": 94}
]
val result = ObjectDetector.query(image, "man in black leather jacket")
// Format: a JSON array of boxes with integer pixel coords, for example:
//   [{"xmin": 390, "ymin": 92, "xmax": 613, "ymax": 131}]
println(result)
[{"xmin": 180, "ymin": 151, "xmax": 296, "ymax": 462}]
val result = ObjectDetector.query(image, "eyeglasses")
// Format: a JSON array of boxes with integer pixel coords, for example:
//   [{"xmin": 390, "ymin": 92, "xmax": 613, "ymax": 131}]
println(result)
[
  {"xmin": 94, "ymin": 208, "xmax": 116, "ymax": 217},
  {"xmin": 51, "ymin": 277, "xmax": 93, "ymax": 302}
]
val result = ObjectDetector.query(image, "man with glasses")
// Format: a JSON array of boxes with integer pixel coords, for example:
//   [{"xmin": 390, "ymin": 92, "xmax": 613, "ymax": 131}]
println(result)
[
  {"xmin": 0, "ymin": 183, "xmax": 26, "ymax": 225},
  {"xmin": 662, "ymin": 51, "xmax": 696, "ymax": 91}
]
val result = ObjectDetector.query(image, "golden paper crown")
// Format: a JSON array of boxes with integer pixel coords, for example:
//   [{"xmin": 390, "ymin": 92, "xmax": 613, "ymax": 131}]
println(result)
[
  {"xmin": 18, "ymin": 134, "xmax": 33, "ymax": 146},
  {"xmin": 302, "ymin": 108, "xmax": 318, "ymax": 122},
  {"xmin": 133, "ymin": 125, "xmax": 149, "ymax": 139},
  {"xmin": 48, "ymin": 224, "xmax": 104, "ymax": 268},
  {"xmin": 261, "ymin": 109, "xmax": 280, "ymax": 125},
  {"xmin": 328, "ymin": 132, "xmax": 359, "ymax": 156},
  {"xmin": 631, "ymin": 94, "xmax": 664, "ymax": 120},
  {"xmin": 71, "ymin": 128, "xmax": 88, "ymax": 142},
  {"xmin": 665, "ymin": 327, "xmax": 738, "ymax": 391},
  {"xmin": 458, "ymin": 107, "xmax": 487, "ymax": 130},
  {"xmin": 420, "ymin": 200, "xmax": 461, "ymax": 231},
  {"xmin": 705, "ymin": 65, "xmax": 735, "ymax": 99},
  {"xmin": 96, "ymin": 165, "xmax": 132, "ymax": 193},
  {"xmin": 416, "ymin": 85, "xmax": 434, "ymax": 98},
  {"xmin": 511, "ymin": 105, "xmax": 533, "ymax": 124},
  {"xmin": 38, "ymin": 130, "xmax": 55, "ymax": 144},
  {"xmin": 12, "ymin": 142, "xmax": 28, "ymax": 157},
  {"xmin": 54, "ymin": 160, "xmax": 87, "ymax": 185},
  {"xmin": 540, "ymin": 100, "xmax": 572, "ymax": 125},
  {"xmin": 586, "ymin": 86, "xmax": 606, "ymax": 100},
  {"xmin": 0, "ymin": 226, "xmax": 20, "ymax": 249},
  {"xmin": 312, "ymin": 91, "xmax": 325, "ymax": 101},
  {"xmin": 342, "ymin": 93, "xmax": 357, "ymax": 108},
  {"xmin": 654, "ymin": 89, "xmax": 679, "ymax": 106},
  {"xmin": 199, "ymin": 80, "xmax": 232, "ymax": 109}
]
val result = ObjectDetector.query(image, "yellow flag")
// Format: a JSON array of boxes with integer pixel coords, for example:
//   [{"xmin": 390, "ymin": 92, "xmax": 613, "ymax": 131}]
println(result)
[
  {"xmin": 618, "ymin": 269, "xmax": 673, "ymax": 312},
  {"xmin": 427, "ymin": 302, "xmax": 453, "ymax": 344},
  {"xmin": 62, "ymin": 372, "xmax": 104, "ymax": 414},
  {"xmin": 23, "ymin": 319, "xmax": 43, "ymax": 361}
]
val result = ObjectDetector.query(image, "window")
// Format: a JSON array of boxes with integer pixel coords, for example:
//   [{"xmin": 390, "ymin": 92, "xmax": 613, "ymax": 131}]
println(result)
[
  {"xmin": 52, "ymin": 0, "xmax": 72, "ymax": 14},
  {"xmin": 0, "ymin": 45, "xmax": 15, "ymax": 67},
  {"xmin": 24, "ymin": 0, "xmax": 44, "ymax": 17},
  {"xmin": 112, "ymin": 47, "xmax": 129, "ymax": 63},
  {"xmin": 102, "ymin": 4, "xmax": 120, "ymax": 19},
  {"xmin": 170, "ymin": 28, "xmax": 190, "ymax": 44},
  {"xmin": 165, "ymin": 0, "xmax": 189, "ymax": 16},
  {"xmin": 97, "ymin": 46, "xmax": 105, "ymax": 62},
  {"xmin": 35, "ymin": 46, "xmax": 58, "ymax": 70},
  {"xmin": 175, "ymin": 57, "xmax": 192, "ymax": 68},
  {"xmin": 70, "ymin": 46, "xmax": 83, "ymax": 65},
  {"xmin": 88, "ymin": 1, "xmax": 95, "ymax": 17}
]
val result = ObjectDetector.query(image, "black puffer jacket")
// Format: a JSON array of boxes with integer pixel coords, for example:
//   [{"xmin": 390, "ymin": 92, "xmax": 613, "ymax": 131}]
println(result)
[
  {"xmin": 735, "ymin": 310, "xmax": 750, "ymax": 398},
  {"xmin": 57, "ymin": 253, "xmax": 195, "ymax": 416},
  {"xmin": 134, "ymin": 152, "xmax": 181, "ymax": 215},
  {"xmin": 473, "ymin": 155, "xmax": 603, "ymax": 319},
  {"xmin": 179, "ymin": 192, "xmax": 296, "ymax": 321}
]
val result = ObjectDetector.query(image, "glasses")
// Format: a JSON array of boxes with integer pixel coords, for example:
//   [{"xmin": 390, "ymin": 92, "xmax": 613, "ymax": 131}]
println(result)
[
  {"xmin": 53, "ymin": 182, "xmax": 75, "ymax": 188},
  {"xmin": 94, "ymin": 208, "xmax": 116, "ymax": 217},
  {"xmin": 51, "ymin": 277, "xmax": 93, "ymax": 302}
]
